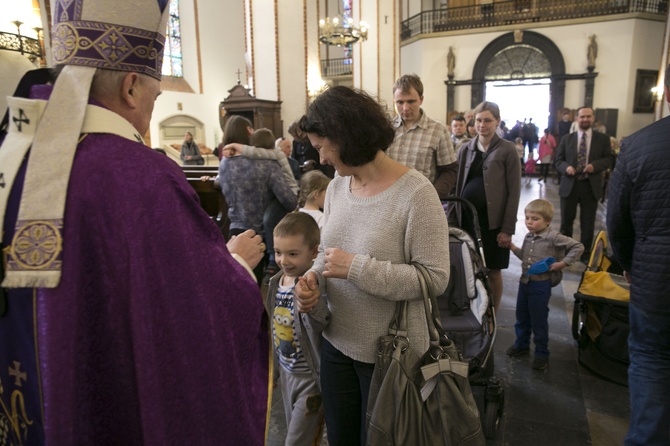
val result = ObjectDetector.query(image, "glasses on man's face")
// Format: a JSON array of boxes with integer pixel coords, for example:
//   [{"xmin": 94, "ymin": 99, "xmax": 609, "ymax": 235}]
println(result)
[{"xmin": 475, "ymin": 118, "xmax": 496, "ymax": 124}]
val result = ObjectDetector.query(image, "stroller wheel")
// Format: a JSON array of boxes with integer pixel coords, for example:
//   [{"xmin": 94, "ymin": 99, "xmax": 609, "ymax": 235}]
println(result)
[{"xmin": 483, "ymin": 400, "xmax": 501, "ymax": 439}]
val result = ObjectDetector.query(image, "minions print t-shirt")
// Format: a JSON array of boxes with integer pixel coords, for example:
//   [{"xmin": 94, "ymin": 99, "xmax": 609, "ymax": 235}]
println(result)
[{"xmin": 273, "ymin": 284, "xmax": 309, "ymax": 373}]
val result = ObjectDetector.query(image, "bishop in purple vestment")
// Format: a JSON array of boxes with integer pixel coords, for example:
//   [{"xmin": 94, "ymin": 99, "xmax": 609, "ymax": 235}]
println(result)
[
  {"xmin": 0, "ymin": 82, "xmax": 271, "ymax": 444},
  {"xmin": 0, "ymin": 0, "xmax": 271, "ymax": 442}
]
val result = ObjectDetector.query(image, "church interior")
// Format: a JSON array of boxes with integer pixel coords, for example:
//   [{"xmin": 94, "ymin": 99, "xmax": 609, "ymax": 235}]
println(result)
[
  {"xmin": 1, "ymin": 0, "xmax": 667, "ymax": 444},
  {"xmin": 3, "ymin": 0, "xmax": 670, "ymax": 150}
]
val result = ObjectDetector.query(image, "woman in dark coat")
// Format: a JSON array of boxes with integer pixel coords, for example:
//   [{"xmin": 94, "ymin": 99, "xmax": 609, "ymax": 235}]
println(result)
[
  {"xmin": 454, "ymin": 101, "xmax": 521, "ymax": 312},
  {"xmin": 180, "ymin": 131, "xmax": 203, "ymax": 165}
]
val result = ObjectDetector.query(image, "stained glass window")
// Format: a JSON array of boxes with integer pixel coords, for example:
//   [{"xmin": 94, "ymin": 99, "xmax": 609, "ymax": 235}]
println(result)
[
  {"xmin": 342, "ymin": 0, "xmax": 353, "ymax": 58},
  {"xmin": 162, "ymin": 0, "xmax": 183, "ymax": 77},
  {"xmin": 343, "ymin": 0, "xmax": 352, "ymax": 21}
]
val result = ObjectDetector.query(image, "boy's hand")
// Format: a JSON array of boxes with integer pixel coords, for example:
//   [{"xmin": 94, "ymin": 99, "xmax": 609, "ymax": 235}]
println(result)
[
  {"xmin": 295, "ymin": 272, "xmax": 319, "ymax": 313},
  {"xmin": 550, "ymin": 261, "xmax": 567, "ymax": 271},
  {"xmin": 508, "ymin": 242, "xmax": 518, "ymax": 251}
]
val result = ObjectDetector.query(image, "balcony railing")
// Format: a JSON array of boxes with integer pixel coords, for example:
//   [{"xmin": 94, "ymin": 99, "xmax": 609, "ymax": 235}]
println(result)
[
  {"xmin": 0, "ymin": 31, "xmax": 42, "ymax": 59},
  {"xmin": 321, "ymin": 57, "xmax": 353, "ymax": 78},
  {"xmin": 401, "ymin": 0, "xmax": 668, "ymax": 41}
]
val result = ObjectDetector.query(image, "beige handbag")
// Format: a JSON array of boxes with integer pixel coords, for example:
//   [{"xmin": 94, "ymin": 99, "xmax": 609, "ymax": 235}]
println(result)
[{"xmin": 366, "ymin": 264, "xmax": 485, "ymax": 446}]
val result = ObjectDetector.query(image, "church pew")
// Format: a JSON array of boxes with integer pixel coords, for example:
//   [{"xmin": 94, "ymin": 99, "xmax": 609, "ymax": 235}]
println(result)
[
  {"xmin": 180, "ymin": 164, "xmax": 219, "ymax": 170},
  {"xmin": 182, "ymin": 169, "xmax": 218, "ymax": 179},
  {"xmin": 186, "ymin": 177, "xmax": 229, "ymax": 239}
]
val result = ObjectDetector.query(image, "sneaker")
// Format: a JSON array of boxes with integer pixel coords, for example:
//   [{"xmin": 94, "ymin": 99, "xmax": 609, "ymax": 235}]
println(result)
[
  {"xmin": 532, "ymin": 357, "xmax": 548, "ymax": 370},
  {"xmin": 506, "ymin": 346, "xmax": 530, "ymax": 357}
]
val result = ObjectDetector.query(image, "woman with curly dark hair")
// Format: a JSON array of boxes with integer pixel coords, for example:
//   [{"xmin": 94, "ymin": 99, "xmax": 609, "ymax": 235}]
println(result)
[{"xmin": 294, "ymin": 86, "xmax": 450, "ymax": 445}]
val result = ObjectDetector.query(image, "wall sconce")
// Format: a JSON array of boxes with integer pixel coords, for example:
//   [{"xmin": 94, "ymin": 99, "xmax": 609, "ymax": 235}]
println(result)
[
  {"xmin": 1, "ymin": 18, "xmax": 43, "ymax": 64},
  {"xmin": 651, "ymin": 85, "xmax": 664, "ymax": 102},
  {"xmin": 307, "ymin": 78, "xmax": 328, "ymax": 102}
]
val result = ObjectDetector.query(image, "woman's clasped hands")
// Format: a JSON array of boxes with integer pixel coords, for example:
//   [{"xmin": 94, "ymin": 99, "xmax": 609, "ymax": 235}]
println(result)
[
  {"xmin": 322, "ymin": 247, "xmax": 354, "ymax": 279},
  {"xmin": 294, "ymin": 247, "xmax": 354, "ymax": 313}
]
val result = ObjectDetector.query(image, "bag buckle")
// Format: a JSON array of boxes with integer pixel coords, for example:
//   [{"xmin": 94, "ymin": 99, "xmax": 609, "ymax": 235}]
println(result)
[
  {"xmin": 430, "ymin": 346, "xmax": 451, "ymax": 360},
  {"xmin": 392, "ymin": 335, "xmax": 409, "ymax": 352}
]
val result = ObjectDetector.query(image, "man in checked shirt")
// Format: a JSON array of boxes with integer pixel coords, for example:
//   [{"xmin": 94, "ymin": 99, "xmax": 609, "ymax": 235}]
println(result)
[{"xmin": 387, "ymin": 74, "xmax": 458, "ymax": 199}]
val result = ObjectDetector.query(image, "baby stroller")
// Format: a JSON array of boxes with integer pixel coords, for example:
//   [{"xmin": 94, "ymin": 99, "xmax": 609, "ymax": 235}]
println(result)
[
  {"xmin": 572, "ymin": 230, "xmax": 630, "ymax": 386},
  {"xmin": 440, "ymin": 197, "xmax": 504, "ymax": 439}
]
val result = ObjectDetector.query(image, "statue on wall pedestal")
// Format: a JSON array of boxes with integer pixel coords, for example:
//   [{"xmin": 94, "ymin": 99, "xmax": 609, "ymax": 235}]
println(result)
[
  {"xmin": 447, "ymin": 46, "xmax": 455, "ymax": 78},
  {"xmin": 514, "ymin": 29, "xmax": 524, "ymax": 43},
  {"xmin": 587, "ymin": 34, "xmax": 598, "ymax": 71}
]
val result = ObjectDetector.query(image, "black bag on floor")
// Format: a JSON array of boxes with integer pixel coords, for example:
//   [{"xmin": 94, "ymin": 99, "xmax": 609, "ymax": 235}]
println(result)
[{"xmin": 572, "ymin": 231, "xmax": 630, "ymax": 386}]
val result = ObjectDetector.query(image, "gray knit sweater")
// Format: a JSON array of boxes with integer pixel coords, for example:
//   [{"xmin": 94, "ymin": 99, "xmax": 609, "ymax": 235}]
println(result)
[{"xmin": 314, "ymin": 169, "xmax": 450, "ymax": 363}]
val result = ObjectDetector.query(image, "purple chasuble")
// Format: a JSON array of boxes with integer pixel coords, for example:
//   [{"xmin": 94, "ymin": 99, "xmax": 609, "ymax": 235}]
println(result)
[{"xmin": 0, "ymin": 86, "xmax": 270, "ymax": 444}]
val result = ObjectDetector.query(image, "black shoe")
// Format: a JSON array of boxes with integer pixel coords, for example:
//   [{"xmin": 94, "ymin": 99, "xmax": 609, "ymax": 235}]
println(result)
[
  {"xmin": 506, "ymin": 346, "xmax": 530, "ymax": 357},
  {"xmin": 532, "ymin": 357, "xmax": 548, "ymax": 370}
]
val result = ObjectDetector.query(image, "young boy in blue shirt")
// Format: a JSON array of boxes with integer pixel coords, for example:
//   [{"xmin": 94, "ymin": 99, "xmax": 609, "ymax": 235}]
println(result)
[
  {"xmin": 266, "ymin": 212, "xmax": 329, "ymax": 444},
  {"xmin": 506, "ymin": 199, "xmax": 584, "ymax": 370}
]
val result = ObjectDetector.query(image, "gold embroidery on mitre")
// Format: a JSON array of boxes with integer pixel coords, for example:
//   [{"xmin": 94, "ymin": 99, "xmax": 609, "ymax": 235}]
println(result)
[
  {"xmin": 52, "ymin": 23, "xmax": 78, "ymax": 64},
  {"xmin": 7, "ymin": 220, "xmax": 63, "ymax": 271},
  {"xmin": 58, "ymin": 0, "xmax": 76, "ymax": 14},
  {"xmin": 95, "ymin": 27, "xmax": 133, "ymax": 65}
]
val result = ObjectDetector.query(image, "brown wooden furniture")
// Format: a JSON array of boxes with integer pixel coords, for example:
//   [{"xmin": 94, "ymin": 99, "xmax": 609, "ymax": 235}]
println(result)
[
  {"xmin": 181, "ymin": 167, "xmax": 229, "ymax": 239},
  {"xmin": 219, "ymin": 84, "xmax": 283, "ymax": 138}
]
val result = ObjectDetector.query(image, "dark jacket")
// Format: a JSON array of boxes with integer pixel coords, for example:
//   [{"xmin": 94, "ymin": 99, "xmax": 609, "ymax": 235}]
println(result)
[
  {"xmin": 607, "ymin": 115, "xmax": 670, "ymax": 315},
  {"xmin": 554, "ymin": 130, "xmax": 613, "ymax": 200},
  {"xmin": 180, "ymin": 141, "xmax": 203, "ymax": 165},
  {"xmin": 454, "ymin": 134, "xmax": 521, "ymax": 234}
]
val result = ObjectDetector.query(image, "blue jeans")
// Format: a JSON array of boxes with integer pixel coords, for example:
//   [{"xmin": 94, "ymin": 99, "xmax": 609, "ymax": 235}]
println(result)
[
  {"xmin": 625, "ymin": 304, "xmax": 670, "ymax": 446},
  {"xmin": 513, "ymin": 279, "xmax": 551, "ymax": 359},
  {"xmin": 320, "ymin": 338, "xmax": 375, "ymax": 446}
]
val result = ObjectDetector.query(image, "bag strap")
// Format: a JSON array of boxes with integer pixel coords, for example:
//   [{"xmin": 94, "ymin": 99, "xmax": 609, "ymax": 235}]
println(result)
[
  {"xmin": 414, "ymin": 264, "xmax": 443, "ymax": 344},
  {"xmin": 388, "ymin": 300, "xmax": 409, "ymax": 338},
  {"xmin": 386, "ymin": 264, "xmax": 450, "ymax": 347},
  {"xmin": 414, "ymin": 264, "xmax": 467, "ymax": 365}
]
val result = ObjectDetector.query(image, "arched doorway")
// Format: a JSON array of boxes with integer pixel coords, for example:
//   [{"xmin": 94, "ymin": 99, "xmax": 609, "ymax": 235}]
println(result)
[{"xmin": 470, "ymin": 31, "xmax": 566, "ymax": 131}]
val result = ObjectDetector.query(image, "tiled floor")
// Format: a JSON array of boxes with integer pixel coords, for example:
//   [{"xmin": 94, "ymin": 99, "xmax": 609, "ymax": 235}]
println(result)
[{"xmin": 267, "ymin": 175, "xmax": 629, "ymax": 445}]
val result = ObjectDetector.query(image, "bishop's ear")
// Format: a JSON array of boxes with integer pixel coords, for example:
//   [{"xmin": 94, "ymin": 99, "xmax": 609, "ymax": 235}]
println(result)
[{"xmin": 121, "ymin": 72, "xmax": 143, "ymax": 108}]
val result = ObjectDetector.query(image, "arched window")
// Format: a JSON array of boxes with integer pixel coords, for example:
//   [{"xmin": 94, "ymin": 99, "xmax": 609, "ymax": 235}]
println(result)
[{"xmin": 162, "ymin": 0, "xmax": 183, "ymax": 77}]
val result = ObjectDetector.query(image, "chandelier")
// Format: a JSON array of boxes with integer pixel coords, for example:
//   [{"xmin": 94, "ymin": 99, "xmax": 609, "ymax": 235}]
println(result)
[{"xmin": 319, "ymin": 16, "xmax": 368, "ymax": 47}]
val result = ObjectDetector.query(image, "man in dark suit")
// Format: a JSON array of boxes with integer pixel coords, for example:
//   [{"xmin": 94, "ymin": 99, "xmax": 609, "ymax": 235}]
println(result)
[
  {"xmin": 554, "ymin": 106, "xmax": 613, "ymax": 261},
  {"xmin": 557, "ymin": 110, "xmax": 573, "ymax": 143}
]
